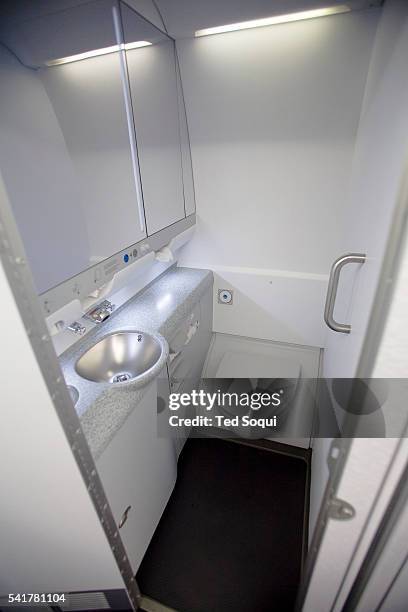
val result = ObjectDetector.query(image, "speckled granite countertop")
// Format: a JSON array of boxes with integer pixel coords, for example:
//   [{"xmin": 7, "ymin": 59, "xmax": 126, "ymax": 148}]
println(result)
[{"xmin": 60, "ymin": 266, "xmax": 213, "ymax": 459}]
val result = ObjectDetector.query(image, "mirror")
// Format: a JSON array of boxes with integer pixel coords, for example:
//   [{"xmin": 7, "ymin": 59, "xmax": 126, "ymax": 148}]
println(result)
[
  {"xmin": 122, "ymin": 3, "xmax": 186, "ymax": 235},
  {"xmin": 0, "ymin": 0, "xmax": 194, "ymax": 298}
]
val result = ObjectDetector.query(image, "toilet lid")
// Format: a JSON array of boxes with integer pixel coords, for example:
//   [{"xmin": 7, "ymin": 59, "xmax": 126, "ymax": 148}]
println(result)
[{"xmin": 215, "ymin": 351, "xmax": 301, "ymax": 380}]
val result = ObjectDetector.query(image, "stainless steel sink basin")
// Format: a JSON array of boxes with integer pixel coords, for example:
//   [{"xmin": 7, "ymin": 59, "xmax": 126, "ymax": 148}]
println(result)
[{"xmin": 75, "ymin": 331, "xmax": 164, "ymax": 384}]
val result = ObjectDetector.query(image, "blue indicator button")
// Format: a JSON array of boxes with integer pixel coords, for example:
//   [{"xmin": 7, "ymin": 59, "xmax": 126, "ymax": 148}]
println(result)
[{"xmin": 123, "ymin": 254, "xmax": 129, "ymax": 263}]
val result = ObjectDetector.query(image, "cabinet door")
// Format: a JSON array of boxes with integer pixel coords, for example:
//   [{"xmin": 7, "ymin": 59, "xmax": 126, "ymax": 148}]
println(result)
[
  {"xmin": 121, "ymin": 3, "xmax": 186, "ymax": 235},
  {"xmin": 176, "ymin": 55, "xmax": 196, "ymax": 217},
  {"xmin": 40, "ymin": 48, "xmax": 147, "ymax": 257},
  {"xmin": 0, "ymin": 0, "xmax": 147, "ymax": 296},
  {"xmin": 96, "ymin": 382, "xmax": 177, "ymax": 573}
]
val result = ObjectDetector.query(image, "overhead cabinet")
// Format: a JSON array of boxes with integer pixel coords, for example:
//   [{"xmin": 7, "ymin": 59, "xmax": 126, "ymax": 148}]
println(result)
[{"xmin": 0, "ymin": 0, "xmax": 195, "ymax": 297}]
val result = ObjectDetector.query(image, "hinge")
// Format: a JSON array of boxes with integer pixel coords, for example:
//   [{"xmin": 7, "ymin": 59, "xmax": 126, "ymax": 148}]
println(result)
[
  {"xmin": 328, "ymin": 497, "xmax": 356, "ymax": 520},
  {"xmin": 326, "ymin": 439, "xmax": 355, "ymax": 520}
]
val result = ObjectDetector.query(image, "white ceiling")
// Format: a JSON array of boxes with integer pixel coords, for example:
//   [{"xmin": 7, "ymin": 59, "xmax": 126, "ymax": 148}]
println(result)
[
  {"xmin": 153, "ymin": 0, "xmax": 383, "ymax": 38},
  {"xmin": 0, "ymin": 0, "xmax": 384, "ymax": 42}
]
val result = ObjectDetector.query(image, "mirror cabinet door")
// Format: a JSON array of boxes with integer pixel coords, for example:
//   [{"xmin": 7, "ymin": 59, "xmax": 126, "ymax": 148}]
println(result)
[
  {"xmin": 0, "ymin": 0, "xmax": 147, "ymax": 295},
  {"xmin": 175, "ymin": 57, "xmax": 196, "ymax": 218},
  {"xmin": 0, "ymin": 0, "xmax": 195, "ymax": 298},
  {"xmin": 121, "ymin": 2, "xmax": 187, "ymax": 236}
]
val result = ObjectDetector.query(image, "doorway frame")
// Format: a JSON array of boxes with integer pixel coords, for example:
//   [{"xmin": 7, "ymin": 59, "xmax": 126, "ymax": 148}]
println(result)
[
  {"xmin": 0, "ymin": 171, "xmax": 142, "ymax": 609},
  {"xmin": 297, "ymin": 162, "xmax": 408, "ymax": 611}
]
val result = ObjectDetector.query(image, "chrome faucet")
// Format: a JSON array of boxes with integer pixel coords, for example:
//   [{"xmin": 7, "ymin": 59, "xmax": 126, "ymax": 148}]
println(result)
[
  {"xmin": 67, "ymin": 321, "xmax": 86, "ymax": 335},
  {"xmin": 84, "ymin": 300, "xmax": 116, "ymax": 324}
]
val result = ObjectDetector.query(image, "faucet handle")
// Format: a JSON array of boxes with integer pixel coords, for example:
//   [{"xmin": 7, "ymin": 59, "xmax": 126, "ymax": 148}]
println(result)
[
  {"xmin": 85, "ymin": 300, "xmax": 115, "ymax": 323},
  {"xmin": 67, "ymin": 321, "xmax": 86, "ymax": 335}
]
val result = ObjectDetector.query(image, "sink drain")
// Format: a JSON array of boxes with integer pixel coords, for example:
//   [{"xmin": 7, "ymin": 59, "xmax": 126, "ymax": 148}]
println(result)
[{"xmin": 112, "ymin": 373, "xmax": 132, "ymax": 383}]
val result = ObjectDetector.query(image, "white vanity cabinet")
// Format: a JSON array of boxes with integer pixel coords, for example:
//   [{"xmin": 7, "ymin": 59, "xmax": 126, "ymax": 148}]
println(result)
[
  {"xmin": 96, "ymin": 380, "xmax": 177, "ymax": 574},
  {"xmin": 167, "ymin": 288, "xmax": 213, "ymax": 455}
]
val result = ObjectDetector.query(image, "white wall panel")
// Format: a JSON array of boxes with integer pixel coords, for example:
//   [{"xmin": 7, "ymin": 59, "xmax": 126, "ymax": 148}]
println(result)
[
  {"xmin": 212, "ymin": 266, "xmax": 328, "ymax": 347},
  {"xmin": 177, "ymin": 11, "xmax": 378, "ymax": 344}
]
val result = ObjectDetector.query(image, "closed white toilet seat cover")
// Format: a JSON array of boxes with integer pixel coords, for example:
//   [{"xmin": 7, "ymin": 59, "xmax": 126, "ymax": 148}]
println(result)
[{"xmin": 215, "ymin": 351, "xmax": 301, "ymax": 380}]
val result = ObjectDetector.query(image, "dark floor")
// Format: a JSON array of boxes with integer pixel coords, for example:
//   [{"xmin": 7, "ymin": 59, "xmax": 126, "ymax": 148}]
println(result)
[{"xmin": 137, "ymin": 438, "xmax": 309, "ymax": 612}]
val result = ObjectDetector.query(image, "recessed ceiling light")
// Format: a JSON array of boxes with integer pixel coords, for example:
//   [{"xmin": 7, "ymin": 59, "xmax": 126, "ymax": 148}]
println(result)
[
  {"xmin": 195, "ymin": 5, "xmax": 351, "ymax": 37},
  {"xmin": 46, "ymin": 41, "xmax": 152, "ymax": 66},
  {"xmin": 124, "ymin": 41, "xmax": 153, "ymax": 51}
]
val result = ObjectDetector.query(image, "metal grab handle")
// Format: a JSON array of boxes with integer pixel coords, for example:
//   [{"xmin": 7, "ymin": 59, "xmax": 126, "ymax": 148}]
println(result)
[
  {"xmin": 118, "ymin": 505, "xmax": 132, "ymax": 529},
  {"xmin": 324, "ymin": 253, "xmax": 366, "ymax": 333}
]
